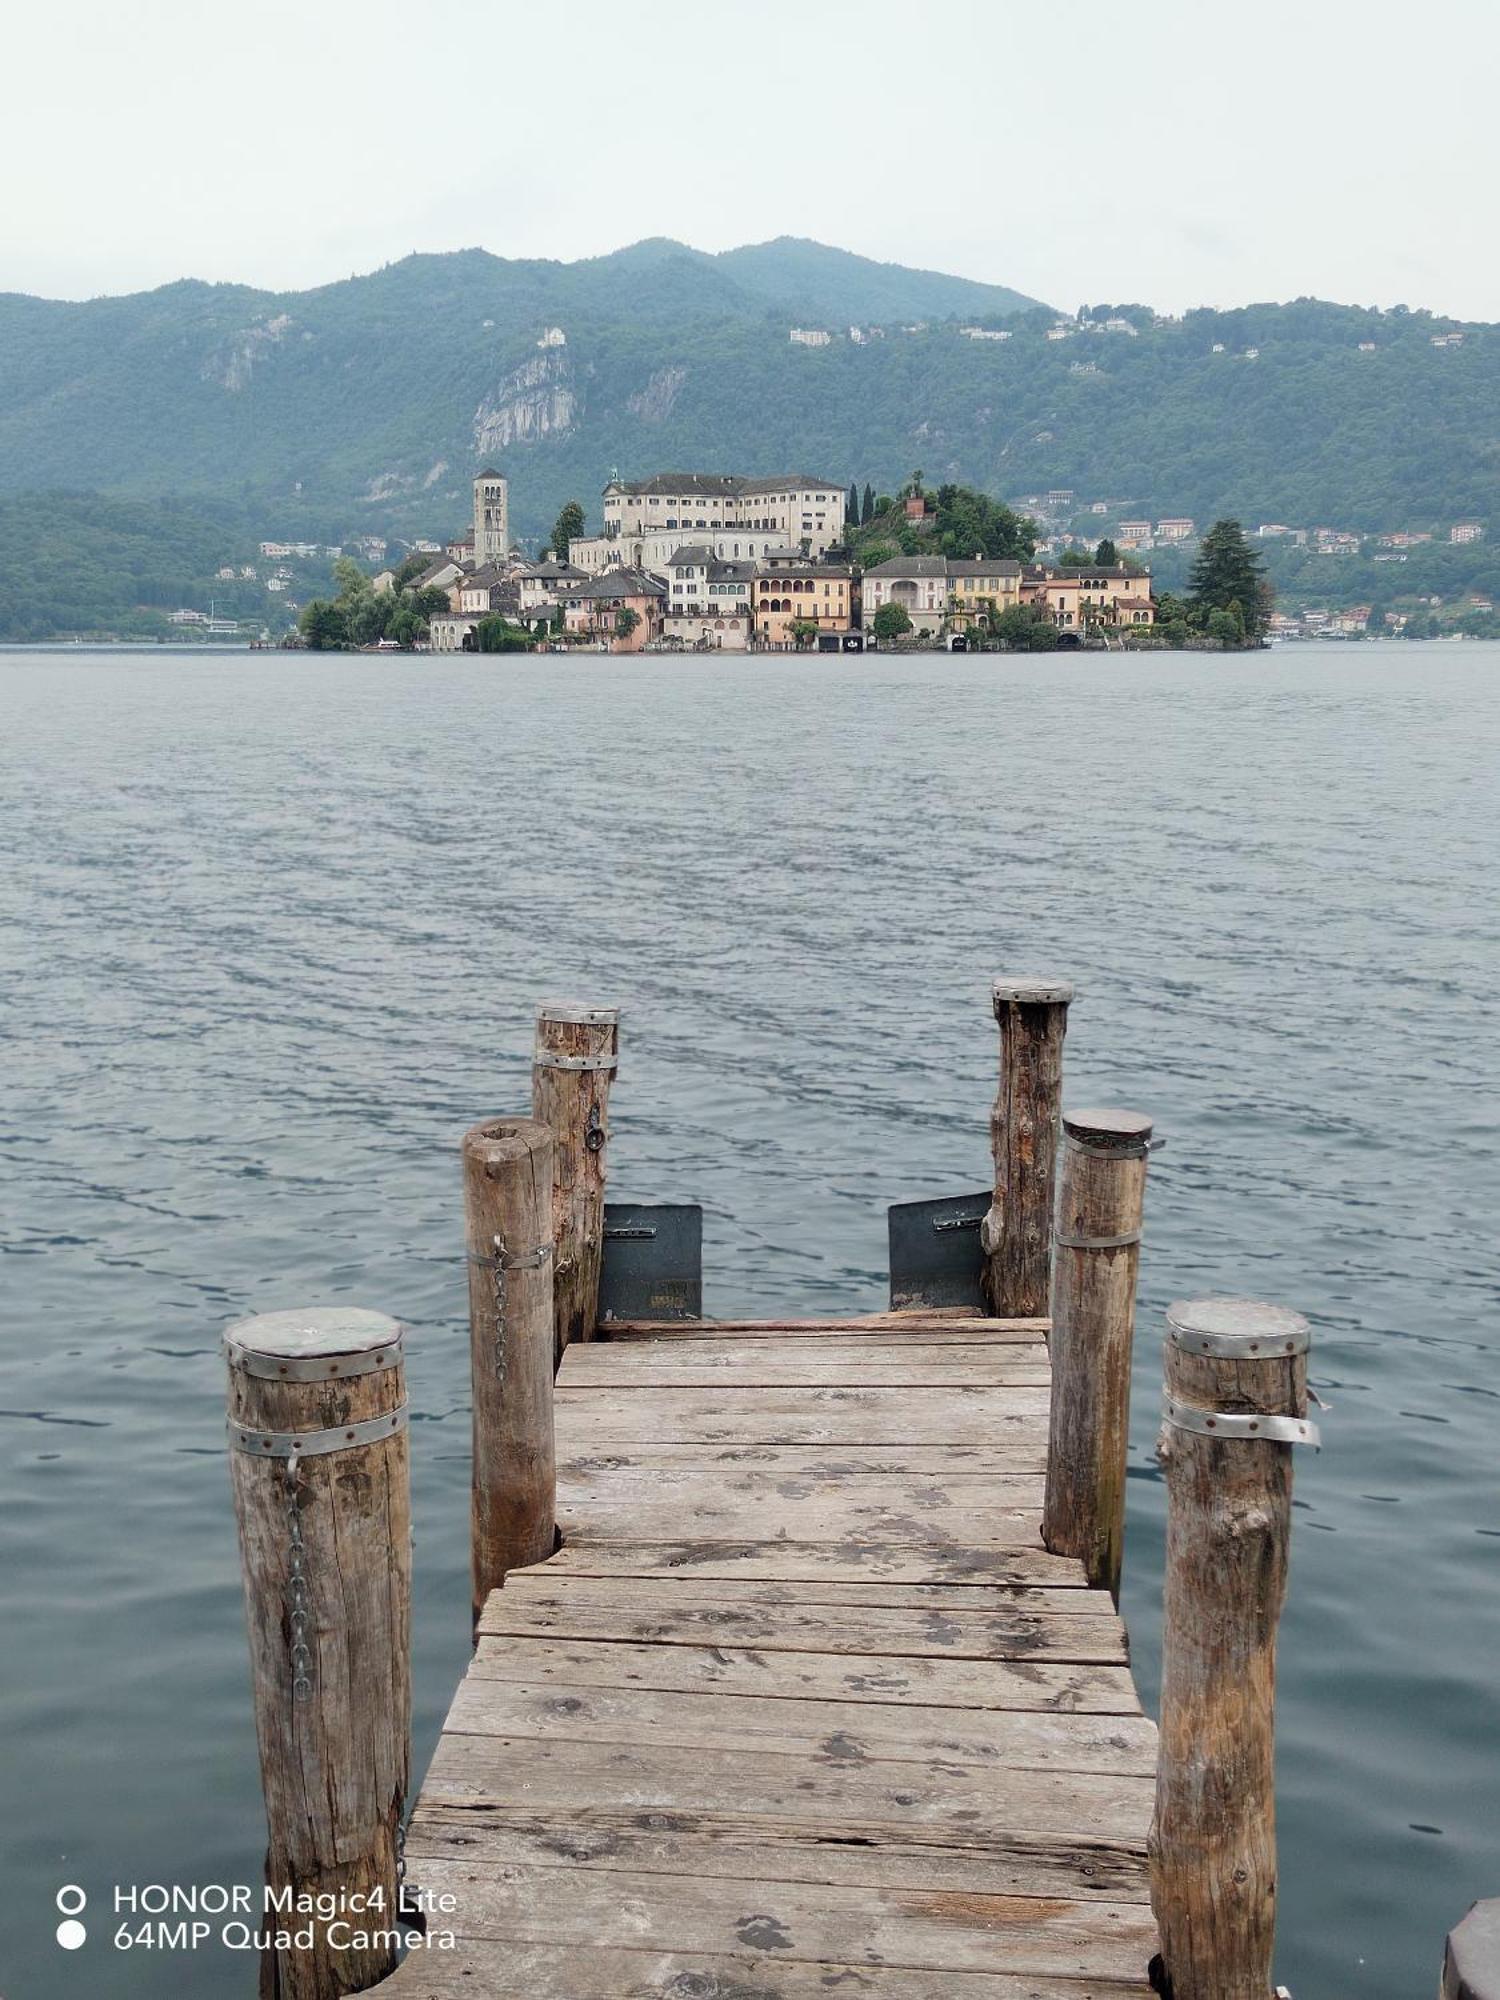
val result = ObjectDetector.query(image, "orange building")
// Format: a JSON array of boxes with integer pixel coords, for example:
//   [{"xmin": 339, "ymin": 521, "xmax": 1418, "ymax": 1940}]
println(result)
[{"xmin": 753, "ymin": 565, "xmax": 853, "ymax": 648}]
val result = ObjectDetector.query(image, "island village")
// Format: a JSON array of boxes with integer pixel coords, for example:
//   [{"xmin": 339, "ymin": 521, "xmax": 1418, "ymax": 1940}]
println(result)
[{"xmin": 366, "ymin": 468, "xmax": 1159, "ymax": 653}]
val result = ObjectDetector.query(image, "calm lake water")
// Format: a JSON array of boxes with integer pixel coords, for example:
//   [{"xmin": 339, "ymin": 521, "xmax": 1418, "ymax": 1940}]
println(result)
[{"xmin": 1, "ymin": 643, "xmax": 1496, "ymax": 1998}]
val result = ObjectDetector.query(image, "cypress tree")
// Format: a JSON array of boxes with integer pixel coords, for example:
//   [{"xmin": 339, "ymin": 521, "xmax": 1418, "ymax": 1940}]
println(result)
[
  {"xmin": 861, "ymin": 482, "xmax": 875, "ymax": 525},
  {"xmin": 1188, "ymin": 520, "xmax": 1268, "ymax": 639},
  {"xmin": 847, "ymin": 480, "xmax": 859, "ymax": 527}
]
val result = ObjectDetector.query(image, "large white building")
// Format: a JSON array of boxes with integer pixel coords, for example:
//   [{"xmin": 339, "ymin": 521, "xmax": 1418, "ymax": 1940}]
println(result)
[
  {"xmin": 600, "ymin": 473, "xmax": 846, "ymax": 556},
  {"xmin": 569, "ymin": 525, "xmax": 795, "ymax": 576}
]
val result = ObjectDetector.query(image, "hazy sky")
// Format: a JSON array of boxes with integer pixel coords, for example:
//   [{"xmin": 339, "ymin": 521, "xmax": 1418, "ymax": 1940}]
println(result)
[{"xmin": 3, "ymin": 0, "xmax": 1493, "ymax": 317}]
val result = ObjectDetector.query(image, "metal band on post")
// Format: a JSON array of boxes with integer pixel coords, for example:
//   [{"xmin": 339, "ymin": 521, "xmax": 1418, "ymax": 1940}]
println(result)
[
  {"xmin": 1053, "ymin": 1226, "xmax": 1143, "ymax": 1251},
  {"xmin": 466, "ymin": 1243, "xmax": 553, "ymax": 1273},
  {"xmin": 1166, "ymin": 1295, "xmax": 1311, "ymax": 1360},
  {"xmin": 537, "ymin": 1003, "xmax": 621, "ymax": 1028},
  {"xmin": 1063, "ymin": 1132, "xmax": 1164, "ymax": 1162},
  {"xmin": 531, "ymin": 1049, "xmax": 619, "ymax": 1072},
  {"xmin": 1161, "ymin": 1394, "xmax": 1320, "ymax": 1449},
  {"xmin": 228, "ymin": 1404, "xmax": 412, "ymax": 1458}
]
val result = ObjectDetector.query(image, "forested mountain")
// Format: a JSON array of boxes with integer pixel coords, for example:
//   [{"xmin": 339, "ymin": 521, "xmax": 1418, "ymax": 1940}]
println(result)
[{"xmin": 1, "ymin": 239, "xmax": 1494, "ymax": 554}]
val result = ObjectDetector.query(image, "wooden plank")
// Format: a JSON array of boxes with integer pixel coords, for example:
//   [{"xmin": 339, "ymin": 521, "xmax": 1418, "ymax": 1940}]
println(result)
[
  {"xmin": 443, "ymin": 1675, "xmax": 1155, "ymax": 1775},
  {"xmin": 576, "ymin": 1338, "xmax": 1049, "ymax": 1363},
  {"xmin": 544, "ymin": 1537, "xmax": 1089, "ymax": 1588},
  {"xmin": 548, "ymin": 1536, "xmax": 1088, "ymax": 1584},
  {"xmin": 601, "ymin": 1311, "xmax": 1050, "ymax": 1337},
  {"xmin": 418, "ymin": 1732, "xmax": 1155, "ymax": 1845},
  {"xmin": 561, "ymin": 1348, "xmax": 1052, "ymax": 1388},
  {"xmin": 477, "ymin": 1588, "xmax": 1125, "ymax": 1663},
  {"xmin": 559, "ymin": 1496, "xmax": 1045, "ymax": 1547},
  {"xmin": 401, "ymin": 1854, "xmax": 1157, "ymax": 1979},
  {"xmin": 559, "ymin": 1473, "xmax": 1045, "ymax": 1548},
  {"xmin": 560, "ymin": 1442, "xmax": 1050, "ymax": 1476},
  {"xmin": 561, "ymin": 1465, "xmax": 1047, "ymax": 1501},
  {"xmin": 503, "ymin": 1572, "xmax": 1107, "ymax": 1619},
  {"xmin": 377, "ymin": 1938, "xmax": 1151, "ymax": 1998},
  {"xmin": 402, "ymin": 1807, "xmax": 1152, "ymax": 1904},
  {"xmin": 515, "ymin": 1568, "xmax": 1114, "ymax": 1614},
  {"xmin": 467, "ymin": 1634, "xmax": 1142, "ymax": 1714},
  {"xmin": 555, "ymin": 1385, "xmax": 1051, "ymax": 1446}
]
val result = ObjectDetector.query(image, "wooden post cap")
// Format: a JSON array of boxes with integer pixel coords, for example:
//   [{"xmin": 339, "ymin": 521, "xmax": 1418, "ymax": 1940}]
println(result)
[
  {"xmin": 1445, "ymin": 1900, "xmax": 1500, "ymax": 2000},
  {"xmin": 1064, "ymin": 1108, "xmax": 1154, "ymax": 1149},
  {"xmin": 992, "ymin": 976, "xmax": 1075, "ymax": 1009},
  {"xmin": 1166, "ymin": 1297, "xmax": 1311, "ymax": 1359},
  {"xmin": 463, "ymin": 1114, "xmax": 554, "ymax": 1170},
  {"xmin": 536, "ymin": 1001, "xmax": 621, "ymax": 1024},
  {"xmin": 223, "ymin": 1307, "xmax": 403, "ymax": 1379}
]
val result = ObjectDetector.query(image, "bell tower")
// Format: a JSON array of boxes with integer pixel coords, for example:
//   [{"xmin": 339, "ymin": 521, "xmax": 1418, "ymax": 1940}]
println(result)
[{"xmin": 473, "ymin": 469, "xmax": 509, "ymax": 564}]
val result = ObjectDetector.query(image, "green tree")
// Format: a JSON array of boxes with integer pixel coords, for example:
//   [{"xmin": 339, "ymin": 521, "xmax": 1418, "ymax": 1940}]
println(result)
[
  {"xmin": 847, "ymin": 481, "xmax": 859, "ymax": 527},
  {"xmin": 549, "ymin": 500, "xmax": 585, "ymax": 560},
  {"xmin": 871, "ymin": 602, "xmax": 913, "ymax": 641},
  {"xmin": 861, "ymin": 482, "xmax": 875, "ymax": 524},
  {"xmin": 1188, "ymin": 520, "xmax": 1268, "ymax": 639},
  {"xmin": 614, "ymin": 606, "xmax": 641, "ymax": 642},
  {"xmin": 992, "ymin": 603, "xmax": 1060, "ymax": 651},
  {"xmin": 475, "ymin": 614, "xmax": 532, "ymax": 652},
  {"xmin": 1095, "ymin": 538, "xmax": 1119, "ymax": 566},
  {"xmin": 1058, "ymin": 547, "xmax": 1092, "ymax": 568},
  {"xmin": 387, "ymin": 604, "xmax": 426, "ymax": 648},
  {"xmin": 788, "ymin": 617, "xmax": 820, "ymax": 648},
  {"xmin": 1206, "ymin": 605, "xmax": 1246, "ymax": 646},
  {"xmin": 858, "ymin": 542, "xmax": 898, "ymax": 570},
  {"xmin": 931, "ymin": 485, "xmax": 1036, "ymax": 562},
  {"xmin": 299, "ymin": 600, "xmax": 347, "ymax": 649}
]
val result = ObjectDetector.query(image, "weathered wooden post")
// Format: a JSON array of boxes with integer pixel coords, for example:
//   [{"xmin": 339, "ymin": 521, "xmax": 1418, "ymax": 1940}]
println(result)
[
  {"xmin": 1149, "ymin": 1296, "xmax": 1318, "ymax": 2000},
  {"xmin": 1443, "ymin": 1901, "xmax": 1500, "ymax": 1998},
  {"xmin": 531, "ymin": 1001, "xmax": 620, "ymax": 1368},
  {"xmin": 981, "ymin": 977, "xmax": 1073, "ymax": 1316},
  {"xmin": 225, "ymin": 1307, "xmax": 411, "ymax": 1999},
  {"xmin": 1043, "ymin": 1107, "xmax": 1154, "ymax": 1602},
  {"xmin": 463, "ymin": 1114, "xmax": 557, "ymax": 1628}
]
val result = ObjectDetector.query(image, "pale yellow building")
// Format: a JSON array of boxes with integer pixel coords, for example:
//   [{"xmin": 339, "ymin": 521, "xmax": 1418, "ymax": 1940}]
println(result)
[{"xmin": 946, "ymin": 557, "xmax": 1023, "ymax": 629}]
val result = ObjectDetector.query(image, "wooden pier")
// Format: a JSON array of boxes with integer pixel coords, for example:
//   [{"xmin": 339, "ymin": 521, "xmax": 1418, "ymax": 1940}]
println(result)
[
  {"xmin": 386, "ymin": 1306, "xmax": 1157, "ymax": 1998},
  {"xmin": 224, "ymin": 984, "xmax": 1338, "ymax": 2000}
]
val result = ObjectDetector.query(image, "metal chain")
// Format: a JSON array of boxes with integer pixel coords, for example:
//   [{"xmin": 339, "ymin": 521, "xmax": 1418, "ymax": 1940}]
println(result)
[
  {"xmin": 284, "ymin": 1446, "xmax": 313, "ymax": 1702},
  {"xmin": 469, "ymin": 1234, "xmax": 552, "ymax": 1380}
]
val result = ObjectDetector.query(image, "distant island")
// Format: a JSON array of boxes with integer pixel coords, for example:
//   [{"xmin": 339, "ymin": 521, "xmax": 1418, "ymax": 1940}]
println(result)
[{"xmin": 0, "ymin": 237, "xmax": 1494, "ymax": 643}]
